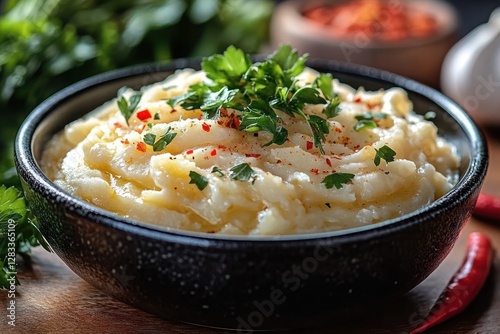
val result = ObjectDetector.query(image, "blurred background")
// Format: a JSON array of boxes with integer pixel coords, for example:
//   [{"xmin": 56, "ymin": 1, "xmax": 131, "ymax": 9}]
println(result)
[{"xmin": 0, "ymin": 0, "xmax": 498, "ymax": 188}]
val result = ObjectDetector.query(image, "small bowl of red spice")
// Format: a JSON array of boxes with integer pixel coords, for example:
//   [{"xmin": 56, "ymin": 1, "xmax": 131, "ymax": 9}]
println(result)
[{"xmin": 270, "ymin": 0, "xmax": 459, "ymax": 87}]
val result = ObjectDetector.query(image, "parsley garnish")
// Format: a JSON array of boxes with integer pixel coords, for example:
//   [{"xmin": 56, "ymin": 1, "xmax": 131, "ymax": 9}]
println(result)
[
  {"xmin": 353, "ymin": 112, "xmax": 388, "ymax": 132},
  {"xmin": 321, "ymin": 173, "xmax": 355, "ymax": 189},
  {"xmin": 143, "ymin": 127, "xmax": 177, "ymax": 152},
  {"xmin": 211, "ymin": 166, "xmax": 225, "ymax": 177},
  {"xmin": 229, "ymin": 163, "xmax": 257, "ymax": 182},
  {"xmin": 374, "ymin": 145, "xmax": 396, "ymax": 166},
  {"xmin": 0, "ymin": 186, "xmax": 50, "ymax": 289},
  {"xmin": 189, "ymin": 171, "xmax": 209, "ymax": 190},
  {"xmin": 117, "ymin": 90, "xmax": 142, "ymax": 125},
  {"xmin": 154, "ymin": 112, "xmax": 160, "ymax": 120},
  {"xmin": 167, "ymin": 45, "xmax": 341, "ymax": 154}
]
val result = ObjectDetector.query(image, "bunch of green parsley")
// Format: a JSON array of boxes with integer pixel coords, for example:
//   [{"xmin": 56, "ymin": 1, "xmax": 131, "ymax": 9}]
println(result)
[{"xmin": 0, "ymin": 0, "xmax": 273, "ymax": 289}]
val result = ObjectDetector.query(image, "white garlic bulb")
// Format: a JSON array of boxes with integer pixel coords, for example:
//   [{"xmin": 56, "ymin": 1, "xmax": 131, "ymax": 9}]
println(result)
[{"xmin": 441, "ymin": 8, "xmax": 500, "ymax": 124}]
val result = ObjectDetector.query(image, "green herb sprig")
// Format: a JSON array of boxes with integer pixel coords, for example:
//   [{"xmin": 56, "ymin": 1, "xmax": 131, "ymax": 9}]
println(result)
[
  {"xmin": 143, "ymin": 127, "xmax": 177, "ymax": 152},
  {"xmin": 353, "ymin": 112, "xmax": 388, "ymax": 132},
  {"xmin": 0, "ymin": 186, "xmax": 50, "ymax": 289},
  {"xmin": 117, "ymin": 90, "xmax": 142, "ymax": 125},
  {"xmin": 321, "ymin": 173, "xmax": 355, "ymax": 189},
  {"xmin": 167, "ymin": 45, "xmax": 341, "ymax": 153},
  {"xmin": 374, "ymin": 145, "xmax": 396, "ymax": 166}
]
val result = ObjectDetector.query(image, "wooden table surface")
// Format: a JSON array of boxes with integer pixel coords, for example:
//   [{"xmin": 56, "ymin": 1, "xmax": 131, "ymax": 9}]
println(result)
[{"xmin": 2, "ymin": 126, "xmax": 500, "ymax": 334}]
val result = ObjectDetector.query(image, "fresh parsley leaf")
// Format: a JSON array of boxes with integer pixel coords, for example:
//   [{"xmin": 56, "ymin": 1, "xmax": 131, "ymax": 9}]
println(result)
[
  {"xmin": 229, "ymin": 163, "xmax": 257, "ymax": 182},
  {"xmin": 143, "ymin": 133, "xmax": 156, "ymax": 146},
  {"xmin": 268, "ymin": 44, "xmax": 307, "ymax": 86},
  {"xmin": 374, "ymin": 145, "xmax": 396, "ymax": 166},
  {"xmin": 117, "ymin": 91, "xmax": 142, "ymax": 125},
  {"xmin": 0, "ymin": 186, "xmax": 50, "ymax": 289},
  {"xmin": 143, "ymin": 127, "xmax": 177, "ymax": 152},
  {"xmin": 240, "ymin": 99, "xmax": 288, "ymax": 146},
  {"xmin": 308, "ymin": 115, "xmax": 329, "ymax": 154},
  {"xmin": 324, "ymin": 96, "xmax": 341, "ymax": 118},
  {"xmin": 200, "ymin": 86, "xmax": 239, "ymax": 118},
  {"xmin": 354, "ymin": 120, "xmax": 377, "ymax": 131},
  {"xmin": 202, "ymin": 45, "xmax": 252, "ymax": 90},
  {"xmin": 211, "ymin": 166, "xmax": 225, "ymax": 177},
  {"xmin": 355, "ymin": 112, "xmax": 388, "ymax": 121},
  {"xmin": 189, "ymin": 171, "xmax": 209, "ymax": 190},
  {"xmin": 354, "ymin": 112, "xmax": 388, "ymax": 132},
  {"xmin": 313, "ymin": 73, "xmax": 334, "ymax": 100},
  {"xmin": 290, "ymin": 86, "xmax": 327, "ymax": 108},
  {"xmin": 321, "ymin": 173, "xmax": 355, "ymax": 189},
  {"xmin": 154, "ymin": 112, "xmax": 160, "ymax": 120}
]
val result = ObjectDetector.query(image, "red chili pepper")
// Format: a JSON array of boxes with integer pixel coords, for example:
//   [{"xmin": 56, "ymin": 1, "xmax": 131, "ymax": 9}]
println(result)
[
  {"xmin": 326, "ymin": 158, "xmax": 332, "ymax": 167},
  {"xmin": 186, "ymin": 149, "xmax": 194, "ymax": 155},
  {"xmin": 210, "ymin": 149, "xmax": 217, "ymax": 156},
  {"xmin": 410, "ymin": 232, "xmax": 494, "ymax": 334},
  {"xmin": 245, "ymin": 153, "xmax": 261, "ymax": 158},
  {"xmin": 306, "ymin": 141, "xmax": 313, "ymax": 150},
  {"xmin": 136, "ymin": 109, "xmax": 152, "ymax": 121},
  {"xmin": 473, "ymin": 193, "xmax": 500, "ymax": 221}
]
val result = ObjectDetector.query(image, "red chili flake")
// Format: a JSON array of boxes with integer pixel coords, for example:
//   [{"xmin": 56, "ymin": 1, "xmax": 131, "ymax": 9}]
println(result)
[
  {"xmin": 186, "ymin": 149, "xmax": 194, "ymax": 155},
  {"xmin": 310, "ymin": 168, "xmax": 319, "ymax": 175},
  {"xmin": 354, "ymin": 97, "xmax": 362, "ymax": 103},
  {"xmin": 306, "ymin": 141, "xmax": 313, "ymax": 150},
  {"xmin": 245, "ymin": 153, "xmax": 261, "ymax": 158},
  {"xmin": 136, "ymin": 142, "xmax": 147, "ymax": 152},
  {"xmin": 210, "ymin": 149, "xmax": 217, "ymax": 156},
  {"xmin": 233, "ymin": 117, "xmax": 241, "ymax": 129},
  {"xmin": 171, "ymin": 109, "xmax": 177, "ymax": 113},
  {"xmin": 218, "ymin": 145, "xmax": 227, "ymax": 150},
  {"xmin": 136, "ymin": 109, "xmax": 152, "ymax": 121},
  {"xmin": 113, "ymin": 121, "xmax": 122, "ymax": 128},
  {"xmin": 120, "ymin": 138, "xmax": 130, "ymax": 145},
  {"xmin": 197, "ymin": 114, "xmax": 202, "ymax": 120},
  {"xmin": 326, "ymin": 158, "xmax": 332, "ymax": 167},
  {"xmin": 202, "ymin": 122, "xmax": 211, "ymax": 132},
  {"xmin": 276, "ymin": 159, "xmax": 282, "ymax": 163}
]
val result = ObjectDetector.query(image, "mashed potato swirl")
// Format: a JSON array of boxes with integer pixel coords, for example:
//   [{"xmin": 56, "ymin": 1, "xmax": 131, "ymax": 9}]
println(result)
[{"xmin": 41, "ymin": 67, "xmax": 459, "ymax": 235}]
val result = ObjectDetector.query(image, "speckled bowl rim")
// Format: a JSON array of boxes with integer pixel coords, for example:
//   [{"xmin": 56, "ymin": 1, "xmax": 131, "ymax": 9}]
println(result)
[{"xmin": 15, "ymin": 57, "xmax": 488, "ymax": 246}]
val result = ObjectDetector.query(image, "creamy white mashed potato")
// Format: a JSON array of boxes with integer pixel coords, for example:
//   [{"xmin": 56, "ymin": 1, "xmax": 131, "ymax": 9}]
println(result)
[{"xmin": 41, "ymin": 68, "xmax": 459, "ymax": 235}]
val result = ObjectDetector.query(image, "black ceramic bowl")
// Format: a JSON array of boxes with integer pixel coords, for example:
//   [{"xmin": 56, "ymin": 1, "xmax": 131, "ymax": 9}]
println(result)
[{"xmin": 15, "ymin": 58, "xmax": 487, "ymax": 331}]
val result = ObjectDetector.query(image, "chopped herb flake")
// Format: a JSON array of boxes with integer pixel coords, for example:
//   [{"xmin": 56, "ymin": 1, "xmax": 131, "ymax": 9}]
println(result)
[
  {"xmin": 321, "ymin": 173, "xmax": 355, "ymax": 189},
  {"xmin": 374, "ymin": 145, "xmax": 396, "ymax": 166},
  {"xmin": 189, "ymin": 171, "xmax": 209, "ymax": 190}
]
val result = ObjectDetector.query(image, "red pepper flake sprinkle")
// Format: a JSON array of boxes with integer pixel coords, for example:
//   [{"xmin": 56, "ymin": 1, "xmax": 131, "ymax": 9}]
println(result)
[
  {"xmin": 354, "ymin": 97, "xmax": 362, "ymax": 103},
  {"xmin": 171, "ymin": 109, "xmax": 177, "ymax": 113},
  {"xmin": 233, "ymin": 117, "xmax": 241, "ymax": 129},
  {"xmin": 202, "ymin": 122, "xmax": 211, "ymax": 132},
  {"xmin": 210, "ymin": 149, "xmax": 217, "ymax": 156},
  {"xmin": 245, "ymin": 153, "xmax": 261, "ymax": 158},
  {"xmin": 113, "ymin": 121, "xmax": 122, "ymax": 128},
  {"xmin": 276, "ymin": 159, "xmax": 282, "ymax": 163},
  {"xmin": 310, "ymin": 168, "xmax": 319, "ymax": 175},
  {"xmin": 136, "ymin": 109, "xmax": 152, "ymax": 121},
  {"xmin": 306, "ymin": 141, "xmax": 313, "ymax": 150},
  {"xmin": 326, "ymin": 158, "xmax": 332, "ymax": 167},
  {"xmin": 136, "ymin": 142, "xmax": 147, "ymax": 152},
  {"xmin": 120, "ymin": 138, "xmax": 130, "ymax": 145},
  {"xmin": 218, "ymin": 145, "xmax": 227, "ymax": 150},
  {"xmin": 186, "ymin": 149, "xmax": 194, "ymax": 155}
]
